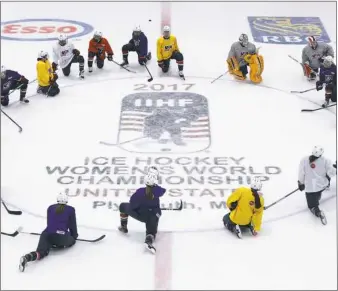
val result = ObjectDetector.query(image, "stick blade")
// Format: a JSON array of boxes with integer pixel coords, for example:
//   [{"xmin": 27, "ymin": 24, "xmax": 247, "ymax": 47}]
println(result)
[{"xmin": 77, "ymin": 234, "xmax": 106, "ymax": 242}]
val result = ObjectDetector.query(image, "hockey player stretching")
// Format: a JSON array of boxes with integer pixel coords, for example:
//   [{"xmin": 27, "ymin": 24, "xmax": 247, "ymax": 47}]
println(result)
[
  {"xmin": 227, "ymin": 33, "xmax": 264, "ymax": 83},
  {"xmin": 223, "ymin": 178, "xmax": 264, "ymax": 238},
  {"xmin": 19, "ymin": 194, "xmax": 78, "ymax": 272},
  {"xmin": 118, "ymin": 167, "xmax": 166, "ymax": 253},
  {"xmin": 1, "ymin": 65, "xmax": 29, "ymax": 106},
  {"xmin": 302, "ymin": 36, "xmax": 334, "ymax": 81},
  {"xmin": 298, "ymin": 146, "xmax": 336, "ymax": 225},
  {"xmin": 157, "ymin": 26, "xmax": 184, "ymax": 79}
]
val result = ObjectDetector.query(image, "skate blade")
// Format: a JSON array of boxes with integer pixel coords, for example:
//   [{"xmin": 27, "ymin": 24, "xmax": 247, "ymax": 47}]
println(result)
[
  {"xmin": 144, "ymin": 243, "xmax": 156, "ymax": 254},
  {"xmin": 19, "ymin": 257, "xmax": 26, "ymax": 272},
  {"xmin": 320, "ymin": 213, "xmax": 327, "ymax": 225}
]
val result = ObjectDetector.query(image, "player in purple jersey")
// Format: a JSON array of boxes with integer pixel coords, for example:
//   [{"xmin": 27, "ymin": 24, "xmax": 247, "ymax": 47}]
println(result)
[
  {"xmin": 316, "ymin": 56, "xmax": 337, "ymax": 107},
  {"xmin": 1, "ymin": 65, "xmax": 29, "ymax": 106},
  {"xmin": 19, "ymin": 194, "xmax": 78, "ymax": 272},
  {"xmin": 118, "ymin": 166, "xmax": 166, "ymax": 253}
]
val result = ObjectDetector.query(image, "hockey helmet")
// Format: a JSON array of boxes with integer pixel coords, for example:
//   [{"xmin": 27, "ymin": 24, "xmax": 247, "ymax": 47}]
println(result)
[
  {"xmin": 38, "ymin": 50, "xmax": 49, "ymax": 60},
  {"xmin": 250, "ymin": 177, "xmax": 262, "ymax": 191},
  {"xmin": 239, "ymin": 33, "xmax": 249, "ymax": 47},
  {"xmin": 163, "ymin": 25, "xmax": 170, "ymax": 39},
  {"xmin": 307, "ymin": 36, "xmax": 318, "ymax": 49},
  {"xmin": 57, "ymin": 193, "xmax": 68, "ymax": 204},
  {"xmin": 93, "ymin": 30, "xmax": 103, "ymax": 42},
  {"xmin": 133, "ymin": 25, "xmax": 142, "ymax": 37},
  {"xmin": 323, "ymin": 56, "xmax": 334, "ymax": 68},
  {"xmin": 58, "ymin": 34, "xmax": 68, "ymax": 46},
  {"xmin": 145, "ymin": 166, "xmax": 159, "ymax": 186},
  {"xmin": 312, "ymin": 145, "xmax": 324, "ymax": 158},
  {"xmin": 0, "ymin": 65, "xmax": 6, "ymax": 79}
]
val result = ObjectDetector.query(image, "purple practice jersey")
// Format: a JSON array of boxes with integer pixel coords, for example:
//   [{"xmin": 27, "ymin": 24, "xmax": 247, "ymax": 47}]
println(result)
[
  {"xmin": 129, "ymin": 185, "xmax": 166, "ymax": 214},
  {"xmin": 45, "ymin": 204, "xmax": 78, "ymax": 239},
  {"xmin": 1, "ymin": 69, "xmax": 22, "ymax": 96},
  {"xmin": 319, "ymin": 63, "xmax": 336, "ymax": 85},
  {"xmin": 130, "ymin": 31, "xmax": 148, "ymax": 57}
]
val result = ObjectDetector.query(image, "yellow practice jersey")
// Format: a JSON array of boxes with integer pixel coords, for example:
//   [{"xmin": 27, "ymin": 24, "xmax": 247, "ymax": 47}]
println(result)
[
  {"xmin": 157, "ymin": 35, "xmax": 179, "ymax": 61},
  {"xmin": 37, "ymin": 59, "xmax": 53, "ymax": 87},
  {"xmin": 226, "ymin": 187, "xmax": 264, "ymax": 231}
]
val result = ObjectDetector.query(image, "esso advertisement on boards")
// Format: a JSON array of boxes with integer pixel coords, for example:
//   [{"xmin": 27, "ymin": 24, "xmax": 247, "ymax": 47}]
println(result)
[{"xmin": 1, "ymin": 19, "xmax": 94, "ymax": 41}]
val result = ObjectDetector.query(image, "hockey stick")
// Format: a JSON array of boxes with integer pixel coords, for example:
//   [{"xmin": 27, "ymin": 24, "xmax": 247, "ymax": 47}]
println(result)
[
  {"xmin": 143, "ymin": 63, "xmax": 153, "ymax": 82},
  {"xmin": 99, "ymin": 136, "xmax": 146, "ymax": 146},
  {"xmin": 160, "ymin": 200, "xmax": 183, "ymax": 211},
  {"xmin": 20, "ymin": 231, "xmax": 106, "ymax": 242},
  {"xmin": 301, "ymin": 103, "xmax": 336, "ymax": 112},
  {"xmin": 264, "ymin": 189, "xmax": 299, "ymax": 210},
  {"xmin": 1, "ymin": 109, "xmax": 23, "ymax": 132},
  {"xmin": 288, "ymin": 55, "xmax": 318, "ymax": 76},
  {"xmin": 8, "ymin": 78, "xmax": 37, "ymax": 95},
  {"xmin": 1, "ymin": 227, "xmax": 22, "ymax": 237},
  {"xmin": 111, "ymin": 60, "xmax": 136, "ymax": 73},
  {"xmin": 211, "ymin": 71, "xmax": 229, "ymax": 84},
  {"xmin": 290, "ymin": 88, "xmax": 316, "ymax": 94},
  {"xmin": 1, "ymin": 200, "xmax": 22, "ymax": 215}
]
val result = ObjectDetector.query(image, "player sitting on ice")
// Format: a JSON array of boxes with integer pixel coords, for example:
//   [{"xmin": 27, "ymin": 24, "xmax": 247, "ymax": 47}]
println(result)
[
  {"xmin": 52, "ymin": 34, "xmax": 85, "ymax": 79},
  {"xmin": 1, "ymin": 65, "xmax": 29, "ymax": 106},
  {"xmin": 36, "ymin": 51, "xmax": 60, "ymax": 97},
  {"xmin": 316, "ymin": 56, "xmax": 337, "ymax": 107},
  {"xmin": 297, "ymin": 146, "xmax": 336, "ymax": 225},
  {"xmin": 302, "ymin": 36, "xmax": 334, "ymax": 81},
  {"xmin": 157, "ymin": 26, "xmax": 185, "ymax": 79},
  {"xmin": 19, "ymin": 193, "xmax": 78, "ymax": 272},
  {"xmin": 118, "ymin": 167, "xmax": 166, "ymax": 254},
  {"xmin": 88, "ymin": 31, "xmax": 114, "ymax": 73},
  {"xmin": 223, "ymin": 177, "xmax": 264, "ymax": 239},
  {"xmin": 120, "ymin": 26, "xmax": 151, "ymax": 67}
]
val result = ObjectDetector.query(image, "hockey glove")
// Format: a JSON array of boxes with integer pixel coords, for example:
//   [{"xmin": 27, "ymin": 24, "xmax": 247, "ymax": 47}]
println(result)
[
  {"xmin": 298, "ymin": 181, "xmax": 305, "ymax": 191},
  {"xmin": 157, "ymin": 61, "xmax": 164, "ymax": 68},
  {"xmin": 73, "ymin": 49, "xmax": 80, "ymax": 56},
  {"xmin": 333, "ymin": 161, "xmax": 336, "ymax": 169},
  {"xmin": 52, "ymin": 62, "xmax": 58, "ymax": 72},
  {"xmin": 229, "ymin": 201, "xmax": 238, "ymax": 211},
  {"xmin": 107, "ymin": 54, "xmax": 113, "ymax": 61},
  {"xmin": 316, "ymin": 81, "xmax": 323, "ymax": 91},
  {"xmin": 20, "ymin": 76, "xmax": 29, "ymax": 85}
]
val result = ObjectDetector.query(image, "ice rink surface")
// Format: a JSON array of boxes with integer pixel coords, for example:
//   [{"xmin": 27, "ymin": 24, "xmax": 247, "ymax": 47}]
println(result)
[{"xmin": 1, "ymin": 1, "xmax": 337, "ymax": 290}]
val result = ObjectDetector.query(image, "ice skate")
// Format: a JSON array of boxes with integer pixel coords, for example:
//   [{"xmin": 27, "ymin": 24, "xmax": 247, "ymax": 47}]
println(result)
[
  {"xmin": 19, "ymin": 256, "xmax": 28, "ymax": 272},
  {"xmin": 144, "ymin": 234, "xmax": 156, "ymax": 254}
]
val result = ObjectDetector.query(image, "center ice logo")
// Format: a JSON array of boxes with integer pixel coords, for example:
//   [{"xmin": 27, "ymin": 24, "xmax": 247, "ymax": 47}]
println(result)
[
  {"xmin": 1, "ymin": 18, "xmax": 94, "ymax": 41},
  {"xmin": 117, "ymin": 92, "xmax": 211, "ymax": 154}
]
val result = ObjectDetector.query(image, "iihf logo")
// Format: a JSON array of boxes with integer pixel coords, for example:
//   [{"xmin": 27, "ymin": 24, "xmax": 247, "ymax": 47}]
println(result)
[{"xmin": 117, "ymin": 92, "xmax": 211, "ymax": 154}]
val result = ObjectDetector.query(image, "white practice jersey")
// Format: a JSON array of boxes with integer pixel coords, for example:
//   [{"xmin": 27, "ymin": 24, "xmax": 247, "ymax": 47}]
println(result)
[
  {"xmin": 302, "ymin": 43, "xmax": 334, "ymax": 70},
  {"xmin": 53, "ymin": 42, "xmax": 75, "ymax": 69},
  {"xmin": 298, "ymin": 156, "xmax": 336, "ymax": 193}
]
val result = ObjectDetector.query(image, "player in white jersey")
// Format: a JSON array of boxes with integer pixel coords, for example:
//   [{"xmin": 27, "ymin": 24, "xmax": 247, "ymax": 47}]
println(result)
[
  {"xmin": 52, "ymin": 34, "xmax": 85, "ymax": 79},
  {"xmin": 298, "ymin": 146, "xmax": 336, "ymax": 224}
]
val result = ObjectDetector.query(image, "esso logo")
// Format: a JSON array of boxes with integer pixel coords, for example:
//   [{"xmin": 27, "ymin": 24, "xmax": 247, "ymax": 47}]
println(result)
[{"xmin": 1, "ymin": 19, "xmax": 94, "ymax": 41}]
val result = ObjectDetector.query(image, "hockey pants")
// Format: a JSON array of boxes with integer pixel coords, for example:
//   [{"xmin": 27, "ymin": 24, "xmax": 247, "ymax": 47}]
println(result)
[
  {"xmin": 88, "ymin": 52, "xmax": 104, "ymax": 69},
  {"xmin": 223, "ymin": 213, "xmax": 252, "ymax": 232},
  {"xmin": 122, "ymin": 43, "xmax": 149, "ymax": 65},
  {"xmin": 62, "ymin": 54, "xmax": 85, "ymax": 76},
  {"xmin": 160, "ymin": 51, "xmax": 184, "ymax": 73},
  {"xmin": 38, "ymin": 82, "xmax": 60, "ymax": 97},
  {"xmin": 1, "ymin": 80, "xmax": 28, "ymax": 106}
]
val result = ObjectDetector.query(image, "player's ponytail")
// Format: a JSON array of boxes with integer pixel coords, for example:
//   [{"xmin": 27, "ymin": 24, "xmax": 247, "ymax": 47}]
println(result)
[
  {"xmin": 309, "ymin": 155, "xmax": 319, "ymax": 164},
  {"xmin": 252, "ymin": 189, "xmax": 262, "ymax": 209},
  {"xmin": 145, "ymin": 185, "xmax": 154, "ymax": 200},
  {"xmin": 55, "ymin": 204, "xmax": 65, "ymax": 214}
]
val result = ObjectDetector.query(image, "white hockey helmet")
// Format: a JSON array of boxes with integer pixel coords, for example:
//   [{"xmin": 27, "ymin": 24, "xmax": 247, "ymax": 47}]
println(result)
[
  {"xmin": 93, "ymin": 30, "xmax": 103, "ymax": 41},
  {"xmin": 163, "ymin": 25, "xmax": 171, "ymax": 38},
  {"xmin": 312, "ymin": 145, "xmax": 324, "ymax": 158},
  {"xmin": 250, "ymin": 177, "xmax": 262, "ymax": 191},
  {"xmin": 57, "ymin": 193, "xmax": 68, "ymax": 204},
  {"xmin": 58, "ymin": 33, "xmax": 68, "ymax": 46},
  {"xmin": 323, "ymin": 55, "xmax": 334, "ymax": 68},
  {"xmin": 133, "ymin": 25, "xmax": 141, "ymax": 32},
  {"xmin": 307, "ymin": 36, "xmax": 318, "ymax": 49},
  {"xmin": 145, "ymin": 166, "xmax": 159, "ymax": 186},
  {"xmin": 38, "ymin": 50, "xmax": 49, "ymax": 60},
  {"xmin": 239, "ymin": 33, "xmax": 249, "ymax": 47},
  {"xmin": 0, "ymin": 65, "xmax": 6, "ymax": 79}
]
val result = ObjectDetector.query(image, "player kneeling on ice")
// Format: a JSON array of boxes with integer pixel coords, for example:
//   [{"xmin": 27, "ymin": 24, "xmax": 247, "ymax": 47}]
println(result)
[
  {"xmin": 118, "ymin": 167, "xmax": 166, "ymax": 253},
  {"xmin": 19, "ymin": 194, "xmax": 78, "ymax": 272},
  {"xmin": 36, "ymin": 51, "xmax": 60, "ymax": 97},
  {"xmin": 120, "ymin": 26, "xmax": 151, "ymax": 67},
  {"xmin": 316, "ymin": 56, "xmax": 337, "ymax": 108},
  {"xmin": 1, "ymin": 65, "xmax": 29, "ymax": 106},
  {"xmin": 52, "ymin": 34, "xmax": 85, "ymax": 79},
  {"xmin": 227, "ymin": 34, "xmax": 264, "ymax": 83},
  {"xmin": 302, "ymin": 36, "xmax": 334, "ymax": 81},
  {"xmin": 88, "ymin": 31, "xmax": 114, "ymax": 73},
  {"xmin": 157, "ymin": 26, "xmax": 184, "ymax": 79},
  {"xmin": 223, "ymin": 178, "xmax": 264, "ymax": 238},
  {"xmin": 297, "ymin": 146, "xmax": 336, "ymax": 225}
]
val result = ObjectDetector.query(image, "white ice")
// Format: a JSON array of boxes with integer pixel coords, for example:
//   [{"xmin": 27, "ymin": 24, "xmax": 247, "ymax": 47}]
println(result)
[{"xmin": 1, "ymin": 1, "xmax": 337, "ymax": 290}]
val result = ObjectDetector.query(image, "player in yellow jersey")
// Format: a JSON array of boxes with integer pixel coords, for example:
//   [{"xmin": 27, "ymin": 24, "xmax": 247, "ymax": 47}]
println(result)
[
  {"xmin": 157, "ymin": 26, "xmax": 184, "ymax": 79},
  {"xmin": 223, "ymin": 178, "xmax": 265, "ymax": 239},
  {"xmin": 36, "ymin": 51, "xmax": 60, "ymax": 97}
]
